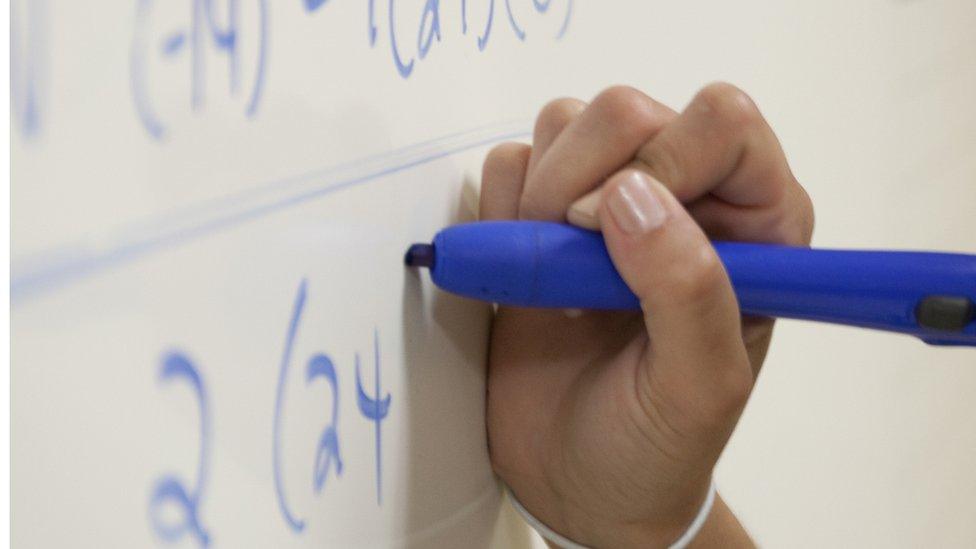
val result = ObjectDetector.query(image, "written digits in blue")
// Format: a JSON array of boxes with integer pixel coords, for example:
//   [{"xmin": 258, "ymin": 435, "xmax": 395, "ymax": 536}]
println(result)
[
  {"xmin": 131, "ymin": 0, "xmax": 572, "ymax": 138},
  {"xmin": 271, "ymin": 279, "xmax": 391, "ymax": 533},
  {"xmin": 150, "ymin": 279, "xmax": 391, "ymax": 547}
]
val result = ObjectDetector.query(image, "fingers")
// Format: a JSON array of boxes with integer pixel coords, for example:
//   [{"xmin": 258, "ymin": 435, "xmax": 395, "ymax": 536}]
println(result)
[
  {"xmin": 480, "ymin": 142, "xmax": 532, "ymax": 221},
  {"xmin": 527, "ymin": 97, "xmax": 586, "ymax": 175},
  {"xmin": 599, "ymin": 169, "xmax": 752, "ymax": 425},
  {"xmin": 566, "ymin": 82, "xmax": 812, "ymax": 247},
  {"xmin": 520, "ymin": 86, "xmax": 677, "ymax": 221},
  {"xmin": 479, "ymin": 98, "xmax": 584, "ymax": 221},
  {"xmin": 635, "ymin": 82, "xmax": 794, "ymax": 208},
  {"xmin": 686, "ymin": 181, "xmax": 815, "ymax": 246},
  {"xmin": 609, "ymin": 82, "xmax": 812, "ymax": 383}
]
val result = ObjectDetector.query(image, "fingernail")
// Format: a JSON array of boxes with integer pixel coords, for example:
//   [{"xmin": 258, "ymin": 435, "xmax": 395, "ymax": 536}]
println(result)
[
  {"xmin": 567, "ymin": 190, "xmax": 602, "ymax": 230},
  {"xmin": 563, "ymin": 308, "xmax": 584, "ymax": 318},
  {"xmin": 607, "ymin": 171, "xmax": 668, "ymax": 235}
]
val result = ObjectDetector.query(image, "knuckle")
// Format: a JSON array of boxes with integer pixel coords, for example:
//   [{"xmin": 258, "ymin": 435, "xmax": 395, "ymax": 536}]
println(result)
[
  {"xmin": 482, "ymin": 142, "xmax": 529, "ymax": 180},
  {"xmin": 484, "ymin": 141, "xmax": 529, "ymax": 168},
  {"xmin": 590, "ymin": 85, "xmax": 659, "ymax": 140},
  {"xmin": 517, "ymin": 193, "xmax": 550, "ymax": 220},
  {"xmin": 666, "ymin": 243, "xmax": 728, "ymax": 304},
  {"xmin": 693, "ymin": 82, "xmax": 762, "ymax": 130},
  {"xmin": 768, "ymin": 183, "xmax": 816, "ymax": 245},
  {"xmin": 763, "ymin": 204, "xmax": 796, "ymax": 242},
  {"xmin": 535, "ymin": 97, "xmax": 585, "ymax": 137},
  {"xmin": 797, "ymin": 185, "xmax": 816, "ymax": 243},
  {"xmin": 708, "ymin": 364, "xmax": 753, "ymax": 418},
  {"xmin": 637, "ymin": 138, "xmax": 683, "ymax": 188}
]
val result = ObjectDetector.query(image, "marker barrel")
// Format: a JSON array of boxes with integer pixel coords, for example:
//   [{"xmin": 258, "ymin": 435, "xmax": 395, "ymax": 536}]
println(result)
[{"xmin": 427, "ymin": 221, "xmax": 976, "ymax": 346}]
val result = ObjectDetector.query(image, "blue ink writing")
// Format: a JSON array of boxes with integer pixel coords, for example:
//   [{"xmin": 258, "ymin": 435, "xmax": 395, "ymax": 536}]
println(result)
[
  {"xmin": 368, "ymin": 0, "xmax": 379, "ymax": 45},
  {"xmin": 149, "ymin": 352, "xmax": 212, "ymax": 547},
  {"xmin": 306, "ymin": 354, "xmax": 343, "ymax": 492},
  {"xmin": 11, "ymin": 0, "xmax": 45, "ymax": 139},
  {"xmin": 314, "ymin": 0, "xmax": 572, "ymax": 79},
  {"xmin": 355, "ymin": 329, "xmax": 391, "ymax": 506},
  {"xmin": 556, "ymin": 0, "xmax": 572, "ymax": 39},
  {"xmin": 417, "ymin": 0, "xmax": 441, "ymax": 59},
  {"xmin": 130, "ymin": 1, "xmax": 571, "ymax": 137},
  {"xmin": 475, "ymin": 0, "xmax": 494, "ymax": 50},
  {"xmin": 131, "ymin": 0, "xmax": 267, "ymax": 139},
  {"xmin": 272, "ymin": 279, "xmax": 310, "ymax": 532},
  {"xmin": 304, "ymin": 0, "xmax": 329, "ymax": 13},
  {"xmin": 476, "ymin": 0, "xmax": 525, "ymax": 51},
  {"xmin": 503, "ymin": 0, "xmax": 525, "ymax": 42},
  {"xmin": 273, "ymin": 279, "xmax": 387, "ymax": 530},
  {"xmin": 388, "ymin": 0, "xmax": 416, "ymax": 78}
]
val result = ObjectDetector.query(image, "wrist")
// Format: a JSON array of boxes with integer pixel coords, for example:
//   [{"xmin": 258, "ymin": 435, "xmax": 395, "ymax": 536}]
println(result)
[{"xmin": 509, "ymin": 477, "xmax": 720, "ymax": 549}]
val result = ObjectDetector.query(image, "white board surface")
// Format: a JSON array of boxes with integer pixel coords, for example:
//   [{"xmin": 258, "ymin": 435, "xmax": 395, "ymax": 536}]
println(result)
[{"xmin": 11, "ymin": 1, "xmax": 976, "ymax": 547}]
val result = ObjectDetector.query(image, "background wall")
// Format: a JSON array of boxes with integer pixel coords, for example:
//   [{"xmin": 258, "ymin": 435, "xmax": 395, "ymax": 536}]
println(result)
[{"xmin": 12, "ymin": 0, "xmax": 975, "ymax": 546}]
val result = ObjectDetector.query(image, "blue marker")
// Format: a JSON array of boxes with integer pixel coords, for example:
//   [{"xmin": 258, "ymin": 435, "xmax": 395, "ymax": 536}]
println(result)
[{"xmin": 405, "ymin": 221, "xmax": 976, "ymax": 347}]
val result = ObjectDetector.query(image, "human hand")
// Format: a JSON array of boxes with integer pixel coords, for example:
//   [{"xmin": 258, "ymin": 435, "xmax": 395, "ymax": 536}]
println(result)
[{"xmin": 481, "ymin": 84, "xmax": 814, "ymax": 548}]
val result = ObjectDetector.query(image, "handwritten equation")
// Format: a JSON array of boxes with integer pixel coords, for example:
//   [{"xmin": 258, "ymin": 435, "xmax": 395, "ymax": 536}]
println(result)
[
  {"xmin": 13, "ymin": 1, "xmax": 572, "ymax": 140},
  {"xmin": 131, "ymin": 0, "xmax": 268, "ymax": 139},
  {"xmin": 123, "ymin": 0, "xmax": 574, "ymax": 139},
  {"xmin": 150, "ymin": 279, "xmax": 391, "ymax": 546}
]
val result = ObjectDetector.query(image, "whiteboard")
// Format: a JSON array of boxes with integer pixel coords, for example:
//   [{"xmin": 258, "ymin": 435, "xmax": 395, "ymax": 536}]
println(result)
[{"xmin": 11, "ymin": 1, "xmax": 976, "ymax": 547}]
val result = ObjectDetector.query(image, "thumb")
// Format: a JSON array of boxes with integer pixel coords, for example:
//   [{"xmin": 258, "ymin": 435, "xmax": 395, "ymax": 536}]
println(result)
[{"xmin": 598, "ymin": 169, "xmax": 753, "ymax": 429}]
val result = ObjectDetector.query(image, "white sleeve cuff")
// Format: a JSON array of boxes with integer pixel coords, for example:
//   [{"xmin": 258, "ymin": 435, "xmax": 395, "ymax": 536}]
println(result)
[{"xmin": 506, "ymin": 478, "xmax": 717, "ymax": 549}]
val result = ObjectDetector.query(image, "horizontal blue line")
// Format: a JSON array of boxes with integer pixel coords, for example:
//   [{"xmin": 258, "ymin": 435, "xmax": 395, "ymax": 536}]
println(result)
[{"xmin": 11, "ymin": 125, "xmax": 530, "ymax": 304}]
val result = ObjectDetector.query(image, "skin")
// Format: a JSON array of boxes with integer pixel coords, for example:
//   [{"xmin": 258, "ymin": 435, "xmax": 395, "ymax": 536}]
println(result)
[{"xmin": 480, "ymin": 83, "xmax": 815, "ymax": 548}]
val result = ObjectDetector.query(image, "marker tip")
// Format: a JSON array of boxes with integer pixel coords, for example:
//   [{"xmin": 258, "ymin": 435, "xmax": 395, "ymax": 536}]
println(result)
[{"xmin": 404, "ymin": 243, "xmax": 435, "ymax": 268}]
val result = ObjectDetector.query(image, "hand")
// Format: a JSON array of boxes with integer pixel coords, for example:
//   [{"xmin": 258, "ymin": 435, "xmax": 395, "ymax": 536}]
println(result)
[{"xmin": 481, "ymin": 84, "xmax": 814, "ymax": 548}]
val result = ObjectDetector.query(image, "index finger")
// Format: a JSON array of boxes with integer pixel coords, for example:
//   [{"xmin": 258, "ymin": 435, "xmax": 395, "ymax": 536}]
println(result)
[{"xmin": 519, "ymin": 86, "xmax": 677, "ymax": 221}]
